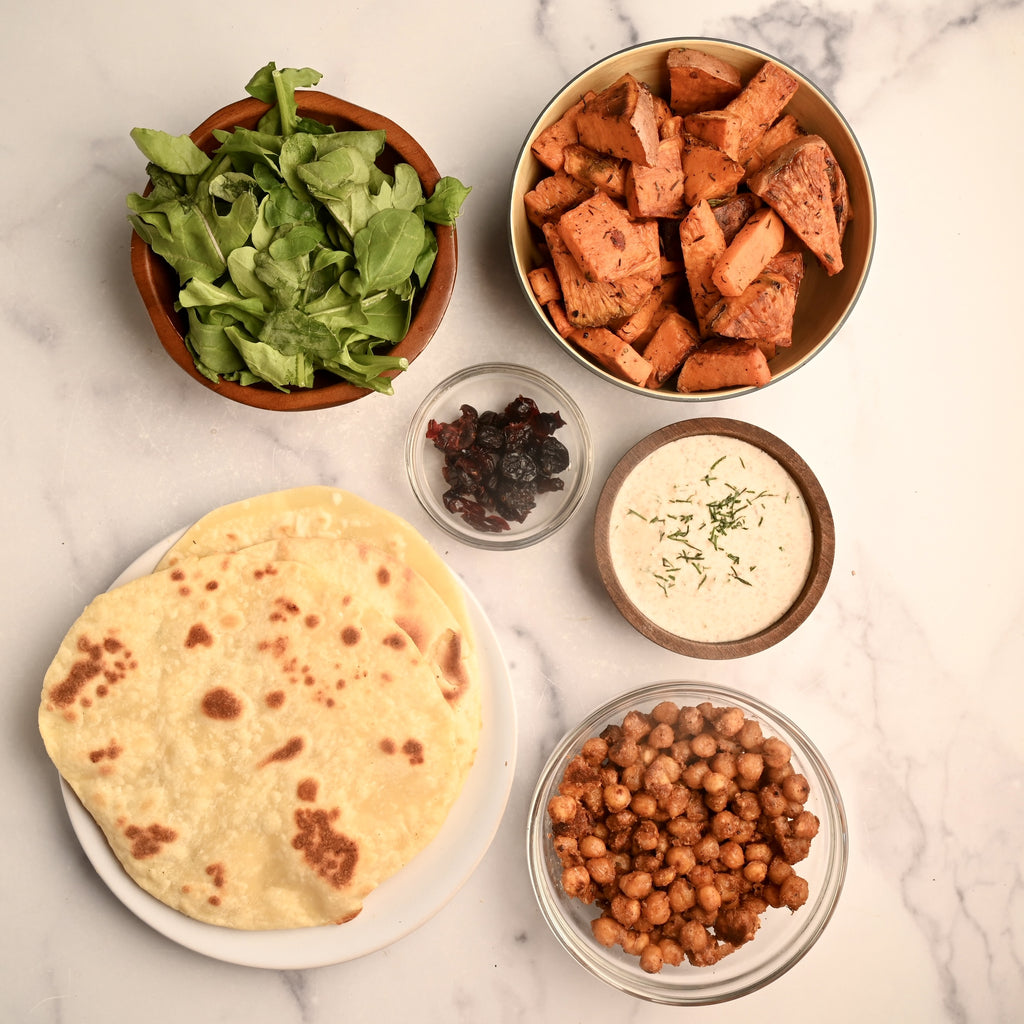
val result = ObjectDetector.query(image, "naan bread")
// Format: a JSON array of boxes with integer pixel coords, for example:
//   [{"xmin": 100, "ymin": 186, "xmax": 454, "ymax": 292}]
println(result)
[{"xmin": 39, "ymin": 545, "xmax": 467, "ymax": 930}]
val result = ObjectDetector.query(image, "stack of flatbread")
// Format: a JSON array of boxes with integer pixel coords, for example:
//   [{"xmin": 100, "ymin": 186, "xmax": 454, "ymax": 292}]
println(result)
[{"xmin": 38, "ymin": 487, "xmax": 482, "ymax": 930}]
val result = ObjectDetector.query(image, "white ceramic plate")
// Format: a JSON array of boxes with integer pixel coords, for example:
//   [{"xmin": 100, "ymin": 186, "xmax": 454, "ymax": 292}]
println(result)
[{"xmin": 59, "ymin": 528, "xmax": 517, "ymax": 969}]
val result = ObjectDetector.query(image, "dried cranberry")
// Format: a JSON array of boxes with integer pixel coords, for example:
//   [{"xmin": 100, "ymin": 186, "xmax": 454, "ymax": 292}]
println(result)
[{"xmin": 425, "ymin": 390, "xmax": 572, "ymax": 534}]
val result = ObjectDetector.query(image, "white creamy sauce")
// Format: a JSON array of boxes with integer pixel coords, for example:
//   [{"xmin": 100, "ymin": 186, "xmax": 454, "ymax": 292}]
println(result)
[{"xmin": 608, "ymin": 435, "xmax": 813, "ymax": 642}]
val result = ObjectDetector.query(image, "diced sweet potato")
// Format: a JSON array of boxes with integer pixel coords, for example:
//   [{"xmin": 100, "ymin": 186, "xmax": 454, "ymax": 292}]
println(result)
[
  {"xmin": 678, "ymin": 200, "xmax": 727, "ymax": 332},
  {"xmin": 705, "ymin": 272, "xmax": 796, "ymax": 341},
  {"xmin": 711, "ymin": 207, "xmax": 786, "ymax": 297},
  {"xmin": 542, "ymin": 222, "xmax": 657, "ymax": 326},
  {"xmin": 577, "ymin": 73, "xmax": 661, "ymax": 166},
  {"xmin": 747, "ymin": 135, "xmax": 845, "ymax": 274},
  {"xmin": 557, "ymin": 191, "xmax": 662, "ymax": 284},
  {"xmin": 568, "ymin": 326, "xmax": 654, "ymax": 386},
  {"xmin": 764, "ymin": 249, "xmax": 805, "ymax": 293},
  {"xmin": 683, "ymin": 110, "xmax": 743, "ymax": 161},
  {"xmin": 642, "ymin": 311, "xmax": 701, "ymax": 388},
  {"xmin": 677, "ymin": 339, "xmax": 771, "ymax": 392},
  {"xmin": 562, "ymin": 144, "xmax": 628, "ymax": 198},
  {"xmin": 524, "ymin": 170, "xmax": 594, "ymax": 227},
  {"xmin": 824, "ymin": 144, "xmax": 853, "ymax": 242},
  {"xmin": 712, "ymin": 193, "xmax": 763, "ymax": 243},
  {"xmin": 743, "ymin": 113, "xmax": 803, "ymax": 177},
  {"xmin": 725, "ymin": 61, "xmax": 801, "ymax": 162},
  {"xmin": 625, "ymin": 165, "xmax": 686, "ymax": 219},
  {"xmin": 531, "ymin": 94, "xmax": 592, "ymax": 171},
  {"xmin": 528, "ymin": 265, "xmax": 561, "ymax": 306},
  {"xmin": 546, "ymin": 299, "xmax": 574, "ymax": 337},
  {"xmin": 667, "ymin": 47, "xmax": 742, "ymax": 115},
  {"xmin": 616, "ymin": 287, "xmax": 670, "ymax": 347},
  {"xmin": 682, "ymin": 135, "xmax": 745, "ymax": 206},
  {"xmin": 659, "ymin": 114, "xmax": 685, "ymax": 139}
]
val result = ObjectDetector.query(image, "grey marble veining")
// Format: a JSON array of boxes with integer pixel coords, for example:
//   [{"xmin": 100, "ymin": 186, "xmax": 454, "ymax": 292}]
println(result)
[{"xmin": 4, "ymin": 1, "xmax": 1023, "ymax": 1022}]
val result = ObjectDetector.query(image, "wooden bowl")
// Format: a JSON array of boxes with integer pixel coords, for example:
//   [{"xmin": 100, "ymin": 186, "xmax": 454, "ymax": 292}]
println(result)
[
  {"xmin": 131, "ymin": 92, "xmax": 458, "ymax": 411},
  {"xmin": 594, "ymin": 418, "xmax": 834, "ymax": 658},
  {"xmin": 509, "ymin": 38, "xmax": 876, "ymax": 401}
]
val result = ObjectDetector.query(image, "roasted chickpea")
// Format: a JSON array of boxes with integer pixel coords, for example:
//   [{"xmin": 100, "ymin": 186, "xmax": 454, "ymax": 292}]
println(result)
[
  {"xmin": 611, "ymin": 894, "xmax": 642, "ymax": 928},
  {"xmin": 665, "ymin": 844, "xmax": 697, "ymax": 875},
  {"xmin": 547, "ymin": 794, "xmax": 577, "ymax": 823},
  {"xmin": 782, "ymin": 772, "xmax": 810, "ymax": 803},
  {"xmin": 660, "ymin": 938, "xmax": 685, "ymax": 967},
  {"xmin": 792, "ymin": 810, "xmax": 820, "ymax": 839},
  {"xmin": 761, "ymin": 735, "xmax": 792, "ymax": 769},
  {"xmin": 736, "ymin": 751, "xmax": 764, "ymax": 782},
  {"xmin": 679, "ymin": 918, "xmax": 709, "ymax": 953},
  {"xmin": 630, "ymin": 791, "xmax": 658, "ymax": 818},
  {"xmin": 690, "ymin": 732, "xmax": 718, "ymax": 759},
  {"xmin": 693, "ymin": 835, "xmax": 720, "ymax": 863},
  {"xmin": 639, "ymin": 943, "xmax": 664, "ymax": 974},
  {"xmin": 731, "ymin": 790, "xmax": 761, "ymax": 821},
  {"xmin": 667, "ymin": 877, "xmax": 696, "ymax": 913},
  {"xmin": 736, "ymin": 718, "xmax": 763, "ymax": 750},
  {"xmin": 697, "ymin": 883, "xmax": 722, "ymax": 913},
  {"xmin": 679, "ymin": 706, "xmax": 705, "ymax": 736},
  {"xmin": 779, "ymin": 873, "xmax": 809, "ymax": 910},
  {"xmin": 714, "ymin": 707, "xmax": 745, "ymax": 738},
  {"xmin": 621, "ymin": 710, "xmax": 651, "ymax": 741},
  {"xmin": 561, "ymin": 865, "xmax": 593, "ymax": 899},
  {"xmin": 586, "ymin": 855, "xmax": 617, "ymax": 886},
  {"xmin": 578, "ymin": 834, "xmax": 606, "ymax": 859},
  {"xmin": 651, "ymin": 701, "xmax": 680, "ymax": 725},
  {"xmin": 701, "ymin": 770, "xmax": 728, "ymax": 796},
  {"xmin": 743, "ymin": 860, "xmax": 768, "ymax": 884},
  {"xmin": 642, "ymin": 890, "xmax": 671, "ymax": 926},
  {"xmin": 767, "ymin": 856, "xmax": 793, "ymax": 886},
  {"xmin": 603, "ymin": 782, "xmax": 631, "ymax": 813},
  {"xmin": 682, "ymin": 760, "xmax": 709, "ymax": 789},
  {"xmin": 711, "ymin": 751, "xmax": 738, "ymax": 778},
  {"xmin": 591, "ymin": 914, "xmax": 624, "ymax": 948},
  {"xmin": 711, "ymin": 810, "xmax": 742, "ymax": 841},
  {"xmin": 609, "ymin": 737, "xmax": 640, "ymax": 768},
  {"xmin": 619, "ymin": 871, "xmax": 653, "ymax": 899},
  {"xmin": 620, "ymin": 929, "xmax": 650, "ymax": 956},
  {"xmin": 647, "ymin": 722, "xmax": 675, "ymax": 749},
  {"xmin": 662, "ymin": 785, "xmax": 689, "ymax": 818},
  {"xmin": 620, "ymin": 762, "xmax": 644, "ymax": 792},
  {"xmin": 719, "ymin": 840, "xmax": 745, "ymax": 871},
  {"xmin": 634, "ymin": 820, "xmax": 660, "ymax": 852},
  {"xmin": 759, "ymin": 782, "xmax": 788, "ymax": 816}
]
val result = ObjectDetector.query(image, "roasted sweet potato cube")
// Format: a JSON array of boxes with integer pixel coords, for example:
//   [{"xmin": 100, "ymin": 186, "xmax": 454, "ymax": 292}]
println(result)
[
  {"xmin": 747, "ymin": 135, "xmax": 845, "ymax": 274},
  {"xmin": 725, "ymin": 61, "xmax": 801, "ymax": 162},
  {"xmin": 682, "ymin": 135, "xmax": 745, "ymax": 206},
  {"xmin": 711, "ymin": 207, "xmax": 786, "ymax": 297},
  {"xmin": 642, "ymin": 311, "xmax": 701, "ymax": 388},
  {"xmin": 667, "ymin": 47, "xmax": 742, "ymax": 115},
  {"xmin": 712, "ymin": 194, "xmax": 764, "ymax": 243},
  {"xmin": 561, "ymin": 144, "xmax": 628, "ymax": 197},
  {"xmin": 546, "ymin": 299, "xmax": 574, "ymax": 338},
  {"xmin": 576, "ymin": 73, "xmax": 661, "ymax": 166},
  {"xmin": 625, "ymin": 164, "xmax": 686, "ymax": 219},
  {"xmin": 616, "ymin": 287, "xmax": 671, "ymax": 347},
  {"xmin": 677, "ymin": 339, "xmax": 771, "ymax": 392},
  {"xmin": 542, "ymin": 222, "xmax": 657, "ymax": 327},
  {"xmin": 524, "ymin": 170, "xmax": 593, "ymax": 227},
  {"xmin": 558, "ymin": 191, "xmax": 662, "ymax": 284},
  {"xmin": 678, "ymin": 200, "xmax": 727, "ymax": 332},
  {"xmin": 683, "ymin": 110, "xmax": 743, "ymax": 161},
  {"xmin": 569, "ymin": 326, "xmax": 654, "ymax": 386},
  {"xmin": 531, "ymin": 95, "xmax": 590, "ymax": 171},
  {"xmin": 528, "ymin": 265, "xmax": 561, "ymax": 306},
  {"xmin": 743, "ymin": 113, "xmax": 803, "ymax": 177},
  {"xmin": 705, "ymin": 272, "xmax": 797, "ymax": 341}
]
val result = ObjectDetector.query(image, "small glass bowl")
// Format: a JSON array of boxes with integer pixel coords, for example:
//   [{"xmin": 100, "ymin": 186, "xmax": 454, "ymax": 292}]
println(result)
[
  {"xmin": 527, "ymin": 681, "xmax": 848, "ymax": 1005},
  {"xmin": 405, "ymin": 363, "xmax": 594, "ymax": 549}
]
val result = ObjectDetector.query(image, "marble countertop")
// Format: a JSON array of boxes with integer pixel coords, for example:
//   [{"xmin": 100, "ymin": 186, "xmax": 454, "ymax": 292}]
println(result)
[{"xmin": 5, "ymin": 1, "xmax": 1023, "ymax": 1021}]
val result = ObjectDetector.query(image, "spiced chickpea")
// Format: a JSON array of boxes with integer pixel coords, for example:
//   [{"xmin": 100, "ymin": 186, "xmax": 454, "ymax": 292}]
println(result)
[
  {"xmin": 578, "ymin": 834, "xmax": 606, "ymax": 859},
  {"xmin": 701, "ymin": 770, "xmax": 728, "ymax": 796},
  {"xmin": 609, "ymin": 737, "xmax": 640, "ymax": 768},
  {"xmin": 611, "ymin": 893, "xmax": 642, "ymax": 928},
  {"xmin": 647, "ymin": 722, "xmax": 675, "ymax": 749},
  {"xmin": 621, "ymin": 929, "xmax": 650, "ymax": 957},
  {"xmin": 704, "ymin": 789, "xmax": 729, "ymax": 814},
  {"xmin": 662, "ymin": 785, "xmax": 689, "ymax": 818},
  {"xmin": 711, "ymin": 751, "xmax": 738, "ymax": 779},
  {"xmin": 634, "ymin": 820, "xmax": 660, "ymax": 851},
  {"xmin": 736, "ymin": 718, "xmax": 763, "ymax": 750},
  {"xmin": 779, "ymin": 873, "xmax": 809, "ymax": 910},
  {"xmin": 711, "ymin": 810, "xmax": 742, "ymax": 841},
  {"xmin": 690, "ymin": 732, "xmax": 718, "ymax": 759},
  {"xmin": 761, "ymin": 735, "xmax": 792, "ymax": 769},
  {"xmin": 759, "ymin": 782, "xmax": 789, "ymax": 816},
  {"xmin": 736, "ymin": 750, "xmax": 764, "ymax": 782},
  {"xmin": 561, "ymin": 865, "xmax": 593, "ymax": 899},
  {"xmin": 668, "ymin": 877, "xmax": 696, "ymax": 913},
  {"xmin": 591, "ymin": 914, "xmax": 624, "ymax": 948},
  {"xmin": 642, "ymin": 890, "xmax": 671, "ymax": 926},
  {"xmin": 660, "ymin": 938, "xmax": 685, "ymax": 967},
  {"xmin": 586, "ymin": 855, "xmax": 617, "ymax": 886},
  {"xmin": 652, "ymin": 865, "xmax": 677, "ymax": 889},
  {"xmin": 679, "ymin": 706, "xmax": 704, "ymax": 735},
  {"xmin": 547, "ymin": 794, "xmax": 577, "ymax": 823},
  {"xmin": 697, "ymin": 883, "xmax": 722, "ymax": 913},
  {"xmin": 714, "ymin": 706, "xmax": 745, "ymax": 738},
  {"xmin": 621, "ymin": 710, "xmax": 651, "ymax": 740},
  {"xmin": 719, "ymin": 840, "xmax": 745, "ymax": 871},
  {"xmin": 580, "ymin": 736, "xmax": 609, "ymax": 765},
  {"xmin": 693, "ymin": 835, "xmax": 720, "ymax": 863},
  {"xmin": 630, "ymin": 790, "xmax": 658, "ymax": 818},
  {"xmin": 639, "ymin": 943, "xmax": 664, "ymax": 974},
  {"xmin": 665, "ymin": 844, "xmax": 697, "ymax": 875},
  {"xmin": 679, "ymin": 918, "xmax": 709, "ymax": 953},
  {"xmin": 688, "ymin": 863, "xmax": 713, "ymax": 888},
  {"xmin": 603, "ymin": 782, "xmax": 631, "ymax": 813},
  {"xmin": 651, "ymin": 700, "xmax": 680, "ymax": 725},
  {"xmin": 782, "ymin": 772, "xmax": 810, "ymax": 803},
  {"xmin": 767, "ymin": 856, "xmax": 793, "ymax": 886},
  {"xmin": 682, "ymin": 760, "xmax": 709, "ymax": 789},
  {"xmin": 620, "ymin": 762, "xmax": 644, "ymax": 791},
  {"xmin": 619, "ymin": 871, "xmax": 653, "ymax": 899},
  {"xmin": 743, "ymin": 860, "xmax": 768, "ymax": 885}
]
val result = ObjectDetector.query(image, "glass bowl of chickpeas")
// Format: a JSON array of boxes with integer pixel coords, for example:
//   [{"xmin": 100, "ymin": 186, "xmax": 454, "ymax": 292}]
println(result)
[{"xmin": 526, "ymin": 681, "xmax": 847, "ymax": 1004}]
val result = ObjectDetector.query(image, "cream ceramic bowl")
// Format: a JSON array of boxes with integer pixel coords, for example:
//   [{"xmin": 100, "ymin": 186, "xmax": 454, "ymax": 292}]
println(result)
[{"xmin": 509, "ymin": 38, "xmax": 875, "ymax": 401}]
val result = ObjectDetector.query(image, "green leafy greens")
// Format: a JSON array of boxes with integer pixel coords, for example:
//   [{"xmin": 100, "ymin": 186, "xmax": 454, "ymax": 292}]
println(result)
[{"xmin": 126, "ymin": 62, "xmax": 470, "ymax": 394}]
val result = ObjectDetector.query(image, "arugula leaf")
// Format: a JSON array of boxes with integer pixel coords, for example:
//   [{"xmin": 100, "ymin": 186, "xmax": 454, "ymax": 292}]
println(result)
[{"xmin": 127, "ymin": 61, "xmax": 471, "ymax": 394}]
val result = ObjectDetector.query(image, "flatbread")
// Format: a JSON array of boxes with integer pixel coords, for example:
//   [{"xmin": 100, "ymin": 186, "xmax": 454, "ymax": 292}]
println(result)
[{"xmin": 39, "ymin": 548, "xmax": 463, "ymax": 930}]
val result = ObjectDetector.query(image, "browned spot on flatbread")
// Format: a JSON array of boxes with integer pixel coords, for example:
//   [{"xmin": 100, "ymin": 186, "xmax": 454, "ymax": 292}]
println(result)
[
  {"xmin": 205, "ymin": 862, "xmax": 226, "ymax": 888},
  {"xmin": 297, "ymin": 778, "xmax": 319, "ymax": 802},
  {"xmin": 171, "ymin": 569, "xmax": 185, "ymax": 582},
  {"xmin": 394, "ymin": 615, "xmax": 426, "ymax": 651},
  {"xmin": 437, "ymin": 629, "xmax": 470, "ymax": 704},
  {"xmin": 185, "ymin": 623, "xmax": 213, "ymax": 649},
  {"xmin": 341, "ymin": 626, "xmax": 361, "ymax": 646},
  {"xmin": 305, "ymin": 614, "xmax": 320, "ymax": 628},
  {"xmin": 89, "ymin": 741, "xmax": 122, "ymax": 764},
  {"xmin": 270, "ymin": 597, "xmax": 301, "ymax": 622},
  {"xmin": 259, "ymin": 736, "xmax": 304, "ymax": 767},
  {"xmin": 201, "ymin": 687, "xmax": 243, "ymax": 720},
  {"xmin": 253, "ymin": 564, "xmax": 279, "ymax": 580},
  {"xmin": 124, "ymin": 822, "xmax": 177, "ymax": 859},
  {"xmin": 382, "ymin": 632, "xmax": 408, "ymax": 650},
  {"xmin": 292, "ymin": 807, "xmax": 358, "ymax": 888},
  {"xmin": 379, "ymin": 737, "xmax": 396, "ymax": 754},
  {"xmin": 258, "ymin": 635, "xmax": 289, "ymax": 658},
  {"xmin": 265, "ymin": 690, "xmax": 286, "ymax": 709},
  {"xmin": 402, "ymin": 739, "xmax": 424, "ymax": 765},
  {"xmin": 376, "ymin": 566, "xmax": 391, "ymax": 586},
  {"xmin": 205, "ymin": 580, "xmax": 218, "ymax": 591},
  {"xmin": 49, "ymin": 634, "xmax": 135, "ymax": 709}
]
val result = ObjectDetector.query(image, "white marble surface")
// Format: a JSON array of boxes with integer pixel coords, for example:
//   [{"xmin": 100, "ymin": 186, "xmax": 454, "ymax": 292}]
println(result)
[{"xmin": 4, "ymin": 0, "xmax": 1023, "ymax": 1021}]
